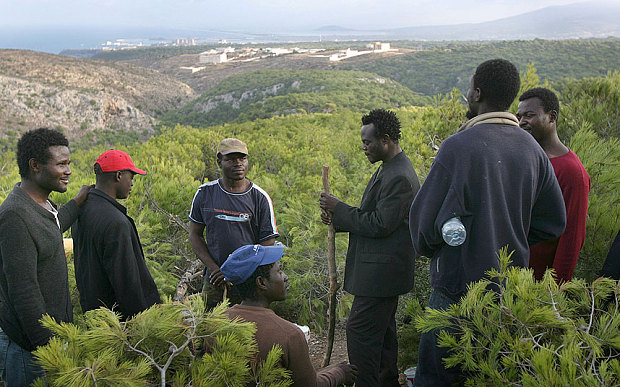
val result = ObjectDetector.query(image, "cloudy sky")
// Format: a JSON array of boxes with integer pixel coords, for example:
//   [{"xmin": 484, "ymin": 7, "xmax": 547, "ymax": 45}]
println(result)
[{"xmin": 1, "ymin": 0, "xmax": 588, "ymax": 31}]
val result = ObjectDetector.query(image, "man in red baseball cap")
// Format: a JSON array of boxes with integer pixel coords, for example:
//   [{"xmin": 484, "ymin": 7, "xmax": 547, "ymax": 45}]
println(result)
[{"xmin": 71, "ymin": 149, "xmax": 160, "ymax": 320}]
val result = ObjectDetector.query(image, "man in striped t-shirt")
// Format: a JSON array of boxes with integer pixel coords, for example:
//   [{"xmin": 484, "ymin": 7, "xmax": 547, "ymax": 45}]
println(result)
[{"xmin": 189, "ymin": 138, "xmax": 279, "ymax": 308}]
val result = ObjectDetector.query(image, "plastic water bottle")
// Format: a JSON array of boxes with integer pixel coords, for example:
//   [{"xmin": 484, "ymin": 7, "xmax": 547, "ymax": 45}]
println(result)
[{"xmin": 442, "ymin": 217, "xmax": 466, "ymax": 246}]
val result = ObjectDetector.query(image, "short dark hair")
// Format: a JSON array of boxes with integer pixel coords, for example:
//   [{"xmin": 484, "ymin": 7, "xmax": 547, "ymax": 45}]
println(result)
[
  {"xmin": 234, "ymin": 262, "xmax": 275, "ymax": 300},
  {"xmin": 17, "ymin": 128, "xmax": 69, "ymax": 179},
  {"xmin": 93, "ymin": 163, "xmax": 118, "ymax": 184},
  {"xmin": 473, "ymin": 59, "xmax": 520, "ymax": 111},
  {"xmin": 361, "ymin": 109, "xmax": 401, "ymax": 142},
  {"xmin": 519, "ymin": 87, "xmax": 560, "ymax": 118}
]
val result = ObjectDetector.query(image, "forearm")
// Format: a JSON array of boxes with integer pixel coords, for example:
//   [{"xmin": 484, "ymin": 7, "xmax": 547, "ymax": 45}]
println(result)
[
  {"xmin": 57, "ymin": 199, "xmax": 79, "ymax": 232},
  {"xmin": 408, "ymin": 175, "xmax": 451, "ymax": 257},
  {"xmin": 552, "ymin": 222, "xmax": 586, "ymax": 282},
  {"xmin": 316, "ymin": 364, "xmax": 348, "ymax": 387},
  {"xmin": 8, "ymin": 281, "xmax": 51, "ymax": 347},
  {"xmin": 189, "ymin": 232, "xmax": 218, "ymax": 270},
  {"xmin": 332, "ymin": 183, "xmax": 412, "ymax": 238},
  {"xmin": 260, "ymin": 237, "xmax": 276, "ymax": 246}
]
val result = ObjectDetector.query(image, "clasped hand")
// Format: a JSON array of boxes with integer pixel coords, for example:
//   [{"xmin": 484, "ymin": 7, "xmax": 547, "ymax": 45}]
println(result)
[{"xmin": 319, "ymin": 193, "xmax": 340, "ymax": 225}]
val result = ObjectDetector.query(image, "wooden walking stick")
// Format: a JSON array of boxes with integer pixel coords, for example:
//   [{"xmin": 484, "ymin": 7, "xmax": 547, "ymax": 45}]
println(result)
[{"xmin": 322, "ymin": 165, "xmax": 339, "ymax": 367}]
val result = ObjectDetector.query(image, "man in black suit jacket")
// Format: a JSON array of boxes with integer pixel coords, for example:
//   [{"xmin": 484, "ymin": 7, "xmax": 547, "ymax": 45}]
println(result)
[{"xmin": 320, "ymin": 109, "xmax": 420, "ymax": 387}]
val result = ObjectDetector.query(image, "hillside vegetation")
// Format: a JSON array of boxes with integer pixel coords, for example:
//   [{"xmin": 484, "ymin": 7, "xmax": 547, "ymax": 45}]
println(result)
[
  {"xmin": 342, "ymin": 39, "xmax": 620, "ymax": 96},
  {"xmin": 160, "ymin": 69, "xmax": 429, "ymax": 127},
  {"xmin": 2, "ymin": 39, "xmax": 619, "ymax": 152},
  {"xmin": 0, "ymin": 50, "xmax": 195, "ymax": 146}
]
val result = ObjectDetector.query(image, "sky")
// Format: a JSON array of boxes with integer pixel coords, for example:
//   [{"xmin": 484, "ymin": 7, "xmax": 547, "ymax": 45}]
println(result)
[{"xmin": 1, "ymin": 0, "xmax": 588, "ymax": 32}]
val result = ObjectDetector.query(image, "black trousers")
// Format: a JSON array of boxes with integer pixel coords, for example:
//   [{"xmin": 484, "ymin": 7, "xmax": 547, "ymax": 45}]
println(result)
[{"xmin": 347, "ymin": 295, "xmax": 400, "ymax": 387}]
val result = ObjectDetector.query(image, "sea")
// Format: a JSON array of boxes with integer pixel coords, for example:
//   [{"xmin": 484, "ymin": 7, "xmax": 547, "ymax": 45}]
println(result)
[{"xmin": 0, "ymin": 26, "xmax": 379, "ymax": 54}]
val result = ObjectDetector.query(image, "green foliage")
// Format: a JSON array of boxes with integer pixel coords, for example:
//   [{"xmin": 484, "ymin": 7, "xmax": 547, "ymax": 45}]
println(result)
[
  {"xmin": 160, "ymin": 69, "xmax": 429, "ymax": 127},
  {"xmin": 569, "ymin": 129, "xmax": 620, "ymax": 281},
  {"xmin": 344, "ymin": 38, "xmax": 620, "ymax": 97},
  {"xmin": 1, "ymin": 67, "xmax": 618, "ymax": 382},
  {"xmin": 72, "ymin": 129, "xmax": 143, "ymax": 149},
  {"xmin": 415, "ymin": 247, "xmax": 620, "ymax": 386},
  {"xmin": 33, "ymin": 297, "xmax": 292, "ymax": 386},
  {"xmin": 557, "ymin": 71, "xmax": 620, "ymax": 141}
]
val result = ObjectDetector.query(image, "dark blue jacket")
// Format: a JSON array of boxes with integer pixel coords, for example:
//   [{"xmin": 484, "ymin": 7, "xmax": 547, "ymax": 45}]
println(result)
[{"xmin": 410, "ymin": 122, "xmax": 566, "ymax": 298}]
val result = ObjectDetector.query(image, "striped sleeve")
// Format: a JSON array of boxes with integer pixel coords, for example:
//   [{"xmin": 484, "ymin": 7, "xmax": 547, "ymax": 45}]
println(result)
[
  {"xmin": 253, "ymin": 184, "xmax": 279, "ymax": 241},
  {"xmin": 188, "ymin": 186, "xmax": 205, "ymax": 224}
]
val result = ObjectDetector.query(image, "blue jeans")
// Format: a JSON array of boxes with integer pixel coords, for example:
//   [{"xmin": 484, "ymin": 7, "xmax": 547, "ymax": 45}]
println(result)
[
  {"xmin": 414, "ymin": 289, "xmax": 463, "ymax": 386},
  {"xmin": 0, "ymin": 328, "xmax": 45, "ymax": 386}
]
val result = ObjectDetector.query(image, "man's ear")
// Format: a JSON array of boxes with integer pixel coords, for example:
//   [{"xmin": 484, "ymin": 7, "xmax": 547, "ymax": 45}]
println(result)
[
  {"xmin": 548, "ymin": 110, "xmax": 559, "ymax": 124},
  {"xmin": 472, "ymin": 87, "xmax": 481, "ymax": 102},
  {"xmin": 28, "ymin": 158, "xmax": 40, "ymax": 174},
  {"xmin": 115, "ymin": 171, "xmax": 123, "ymax": 182},
  {"xmin": 255, "ymin": 275, "xmax": 268, "ymax": 290}
]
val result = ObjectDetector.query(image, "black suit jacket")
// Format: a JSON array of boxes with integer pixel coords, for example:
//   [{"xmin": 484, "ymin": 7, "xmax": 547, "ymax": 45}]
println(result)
[{"xmin": 333, "ymin": 151, "xmax": 420, "ymax": 297}]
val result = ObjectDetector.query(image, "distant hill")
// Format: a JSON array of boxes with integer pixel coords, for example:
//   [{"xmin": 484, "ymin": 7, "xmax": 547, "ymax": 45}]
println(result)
[
  {"xmin": 389, "ymin": 1, "xmax": 620, "ymax": 40},
  {"xmin": 343, "ymin": 39, "xmax": 620, "ymax": 96},
  {"xmin": 315, "ymin": 25, "xmax": 357, "ymax": 32},
  {"xmin": 160, "ymin": 69, "xmax": 428, "ymax": 127},
  {"xmin": 0, "ymin": 49, "xmax": 195, "ymax": 145}
]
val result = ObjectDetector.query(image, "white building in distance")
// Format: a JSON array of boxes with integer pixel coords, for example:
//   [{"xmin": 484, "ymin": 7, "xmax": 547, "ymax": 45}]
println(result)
[{"xmin": 199, "ymin": 52, "xmax": 228, "ymax": 64}]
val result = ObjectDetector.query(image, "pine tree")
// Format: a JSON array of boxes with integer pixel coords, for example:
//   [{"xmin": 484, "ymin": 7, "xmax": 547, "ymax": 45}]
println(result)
[
  {"xmin": 33, "ymin": 296, "xmax": 292, "ymax": 386},
  {"xmin": 416, "ymin": 247, "xmax": 620, "ymax": 386}
]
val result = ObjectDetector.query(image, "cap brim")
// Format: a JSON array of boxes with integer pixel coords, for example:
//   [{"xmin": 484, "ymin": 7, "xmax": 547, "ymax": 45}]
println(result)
[
  {"xmin": 129, "ymin": 167, "xmax": 147, "ymax": 175},
  {"xmin": 260, "ymin": 245, "xmax": 284, "ymax": 266},
  {"xmin": 219, "ymin": 150, "xmax": 248, "ymax": 156}
]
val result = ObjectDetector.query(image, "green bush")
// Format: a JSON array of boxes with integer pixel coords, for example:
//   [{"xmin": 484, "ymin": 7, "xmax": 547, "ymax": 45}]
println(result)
[
  {"xmin": 160, "ymin": 69, "xmax": 429, "ymax": 127},
  {"xmin": 416, "ymin": 247, "xmax": 620, "ymax": 386},
  {"xmin": 33, "ymin": 298, "xmax": 292, "ymax": 386}
]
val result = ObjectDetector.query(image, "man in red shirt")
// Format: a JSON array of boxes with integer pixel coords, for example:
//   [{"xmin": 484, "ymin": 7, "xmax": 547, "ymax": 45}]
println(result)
[{"xmin": 517, "ymin": 87, "xmax": 591, "ymax": 282}]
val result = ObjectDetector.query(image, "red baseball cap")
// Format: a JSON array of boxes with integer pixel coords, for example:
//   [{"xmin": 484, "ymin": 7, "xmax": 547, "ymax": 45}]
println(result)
[{"xmin": 94, "ymin": 150, "xmax": 146, "ymax": 175}]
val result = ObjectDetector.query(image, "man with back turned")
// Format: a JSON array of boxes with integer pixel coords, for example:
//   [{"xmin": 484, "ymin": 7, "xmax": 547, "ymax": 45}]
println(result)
[{"xmin": 409, "ymin": 59, "xmax": 567, "ymax": 385}]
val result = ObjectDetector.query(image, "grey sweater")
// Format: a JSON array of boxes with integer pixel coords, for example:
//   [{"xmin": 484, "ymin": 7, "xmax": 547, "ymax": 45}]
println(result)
[{"xmin": 0, "ymin": 183, "xmax": 78, "ymax": 351}]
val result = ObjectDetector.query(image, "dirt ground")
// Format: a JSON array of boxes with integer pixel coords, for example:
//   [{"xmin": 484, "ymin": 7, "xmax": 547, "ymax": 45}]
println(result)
[{"xmin": 307, "ymin": 323, "xmax": 409, "ymax": 386}]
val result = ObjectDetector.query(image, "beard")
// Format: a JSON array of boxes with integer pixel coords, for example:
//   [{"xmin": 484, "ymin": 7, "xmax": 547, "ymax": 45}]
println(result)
[{"xmin": 466, "ymin": 108, "xmax": 476, "ymax": 120}]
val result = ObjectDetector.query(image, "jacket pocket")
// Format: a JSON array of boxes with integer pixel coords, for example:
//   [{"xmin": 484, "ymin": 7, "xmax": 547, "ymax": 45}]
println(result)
[{"xmin": 360, "ymin": 253, "xmax": 394, "ymax": 264}]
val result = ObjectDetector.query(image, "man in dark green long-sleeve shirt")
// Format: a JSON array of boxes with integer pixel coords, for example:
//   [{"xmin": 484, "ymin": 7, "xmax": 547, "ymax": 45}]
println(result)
[{"xmin": 0, "ymin": 128, "xmax": 90, "ymax": 386}]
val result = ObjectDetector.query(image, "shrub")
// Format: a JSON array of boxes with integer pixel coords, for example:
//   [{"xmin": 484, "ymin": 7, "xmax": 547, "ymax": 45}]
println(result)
[
  {"xmin": 415, "ymin": 247, "xmax": 620, "ymax": 386},
  {"xmin": 33, "ymin": 297, "xmax": 291, "ymax": 386}
]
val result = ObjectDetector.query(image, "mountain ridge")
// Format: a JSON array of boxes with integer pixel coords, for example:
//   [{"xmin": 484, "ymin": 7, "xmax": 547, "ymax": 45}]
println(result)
[{"xmin": 388, "ymin": 1, "xmax": 620, "ymax": 40}]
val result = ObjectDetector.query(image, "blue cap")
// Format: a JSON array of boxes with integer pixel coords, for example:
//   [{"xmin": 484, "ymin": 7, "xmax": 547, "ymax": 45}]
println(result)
[{"xmin": 220, "ymin": 245, "xmax": 284, "ymax": 285}]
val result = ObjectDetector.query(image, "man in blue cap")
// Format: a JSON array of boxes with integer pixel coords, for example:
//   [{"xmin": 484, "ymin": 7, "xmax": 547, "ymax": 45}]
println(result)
[{"xmin": 220, "ymin": 244, "xmax": 358, "ymax": 386}]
